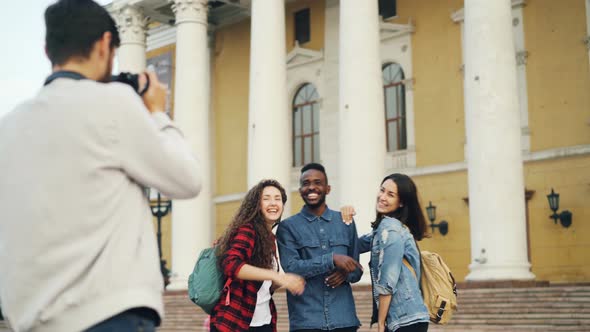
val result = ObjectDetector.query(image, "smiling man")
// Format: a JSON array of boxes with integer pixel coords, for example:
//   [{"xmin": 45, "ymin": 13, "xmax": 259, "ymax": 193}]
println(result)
[{"xmin": 276, "ymin": 163, "xmax": 363, "ymax": 332}]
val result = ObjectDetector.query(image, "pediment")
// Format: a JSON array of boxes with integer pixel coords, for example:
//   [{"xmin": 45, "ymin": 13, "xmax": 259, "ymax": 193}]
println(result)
[
  {"xmin": 286, "ymin": 41, "xmax": 324, "ymax": 69},
  {"xmin": 380, "ymin": 21, "xmax": 414, "ymax": 41}
]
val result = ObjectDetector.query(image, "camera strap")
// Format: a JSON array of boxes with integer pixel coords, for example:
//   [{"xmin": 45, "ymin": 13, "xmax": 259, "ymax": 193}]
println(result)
[{"xmin": 44, "ymin": 71, "xmax": 87, "ymax": 86}]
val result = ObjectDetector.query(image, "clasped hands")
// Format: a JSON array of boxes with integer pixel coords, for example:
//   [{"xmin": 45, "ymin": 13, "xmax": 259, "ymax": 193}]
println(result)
[{"xmin": 324, "ymin": 254, "xmax": 363, "ymax": 288}]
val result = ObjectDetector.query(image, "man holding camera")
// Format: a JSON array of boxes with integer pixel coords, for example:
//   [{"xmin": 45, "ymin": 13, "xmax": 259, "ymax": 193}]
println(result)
[{"xmin": 0, "ymin": 1, "xmax": 202, "ymax": 331}]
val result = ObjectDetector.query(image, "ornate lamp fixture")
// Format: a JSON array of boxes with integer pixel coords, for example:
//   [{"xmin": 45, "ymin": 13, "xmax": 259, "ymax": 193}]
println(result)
[
  {"xmin": 425, "ymin": 201, "xmax": 449, "ymax": 236},
  {"xmin": 146, "ymin": 188, "xmax": 173, "ymax": 286},
  {"xmin": 546, "ymin": 188, "xmax": 572, "ymax": 228}
]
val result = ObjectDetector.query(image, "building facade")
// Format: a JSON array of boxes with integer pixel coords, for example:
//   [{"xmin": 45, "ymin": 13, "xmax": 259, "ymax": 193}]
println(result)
[{"xmin": 107, "ymin": 0, "xmax": 590, "ymax": 289}]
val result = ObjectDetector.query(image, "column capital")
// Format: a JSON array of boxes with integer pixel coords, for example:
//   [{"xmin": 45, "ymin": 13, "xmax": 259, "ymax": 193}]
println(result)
[
  {"xmin": 170, "ymin": 0, "xmax": 208, "ymax": 25},
  {"xmin": 113, "ymin": 5, "xmax": 148, "ymax": 46}
]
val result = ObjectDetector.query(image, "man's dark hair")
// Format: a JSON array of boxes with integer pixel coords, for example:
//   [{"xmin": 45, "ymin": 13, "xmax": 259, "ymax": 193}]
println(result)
[
  {"xmin": 45, "ymin": 0, "xmax": 121, "ymax": 66},
  {"xmin": 300, "ymin": 163, "xmax": 328, "ymax": 184}
]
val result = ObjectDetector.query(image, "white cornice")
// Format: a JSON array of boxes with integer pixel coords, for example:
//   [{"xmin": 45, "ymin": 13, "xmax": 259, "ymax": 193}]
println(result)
[
  {"xmin": 522, "ymin": 144, "xmax": 590, "ymax": 162},
  {"xmin": 380, "ymin": 21, "xmax": 414, "ymax": 41},
  {"xmin": 213, "ymin": 192, "xmax": 246, "ymax": 204},
  {"xmin": 451, "ymin": 0, "xmax": 527, "ymax": 23},
  {"xmin": 214, "ymin": 145, "xmax": 590, "ymax": 204},
  {"xmin": 286, "ymin": 42, "xmax": 324, "ymax": 70},
  {"xmin": 147, "ymin": 24, "xmax": 176, "ymax": 51}
]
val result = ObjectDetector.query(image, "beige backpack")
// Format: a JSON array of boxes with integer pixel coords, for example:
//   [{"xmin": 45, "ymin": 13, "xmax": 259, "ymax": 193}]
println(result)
[{"xmin": 403, "ymin": 251, "xmax": 458, "ymax": 324}]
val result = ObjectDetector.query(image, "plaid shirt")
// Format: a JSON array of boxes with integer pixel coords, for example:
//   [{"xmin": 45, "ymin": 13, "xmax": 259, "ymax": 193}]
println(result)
[{"xmin": 210, "ymin": 223, "xmax": 278, "ymax": 332}]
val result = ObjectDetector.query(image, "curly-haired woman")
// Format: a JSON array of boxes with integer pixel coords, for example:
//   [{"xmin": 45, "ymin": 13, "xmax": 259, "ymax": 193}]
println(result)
[{"xmin": 210, "ymin": 179, "xmax": 305, "ymax": 332}]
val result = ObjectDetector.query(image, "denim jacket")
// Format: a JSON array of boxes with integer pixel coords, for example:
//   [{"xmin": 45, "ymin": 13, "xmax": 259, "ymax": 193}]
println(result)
[
  {"xmin": 360, "ymin": 216, "xmax": 429, "ymax": 331},
  {"xmin": 276, "ymin": 206, "xmax": 362, "ymax": 331}
]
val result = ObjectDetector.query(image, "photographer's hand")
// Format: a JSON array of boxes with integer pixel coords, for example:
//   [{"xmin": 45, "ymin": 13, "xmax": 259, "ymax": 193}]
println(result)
[{"xmin": 141, "ymin": 71, "xmax": 167, "ymax": 114}]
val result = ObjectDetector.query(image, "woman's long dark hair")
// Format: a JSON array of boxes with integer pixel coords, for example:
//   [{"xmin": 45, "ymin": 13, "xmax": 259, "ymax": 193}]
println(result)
[
  {"xmin": 371, "ymin": 173, "xmax": 429, "ymax": 241},
  {"xmin": 216, "ymin": 179, "xmax": 287, "ymax": 269}
]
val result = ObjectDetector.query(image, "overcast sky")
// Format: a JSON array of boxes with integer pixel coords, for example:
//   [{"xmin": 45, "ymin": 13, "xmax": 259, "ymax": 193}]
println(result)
[{"xmin": 0, "ymin": 0, "xmax": 112, "ymax": 119}]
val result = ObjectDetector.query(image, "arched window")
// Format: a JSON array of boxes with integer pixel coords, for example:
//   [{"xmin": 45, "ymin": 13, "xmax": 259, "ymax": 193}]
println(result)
[
  {"xmin": 383, "ymin": 63, "xmax": 407, "ymax": 152},
  {"xmin": 293, "ymin": 83, "xmax": 320, "ymax": 167}
]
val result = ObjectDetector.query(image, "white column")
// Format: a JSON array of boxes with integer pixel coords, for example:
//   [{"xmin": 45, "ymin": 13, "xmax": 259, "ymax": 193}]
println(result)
[
  {"xmin": 247, "ymin": 0, "xmax": 290, "ymax": 195},
  {"xmin": 338, "ymin": 0, "xmax": 386, "ymax": 265},
  {"xmin": 464, "ymin": 0, "xmax": 534, "ymax": 281},
  {"xmin": 168, "ymin": 0, "xmax": 212, "ymax": 290},
  {"xmin": 113, "ymin": 5, "xmax": 147, "ymax": 73}
]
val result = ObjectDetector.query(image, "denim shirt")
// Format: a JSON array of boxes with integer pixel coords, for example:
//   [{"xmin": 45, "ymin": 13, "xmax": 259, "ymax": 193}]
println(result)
[
  {"xmin": 365, "ymin": 217, "xmax": 429, "ymax": 331},
  {"xmin": 276, "ymin": 206, "xmax": 362, "ymax": 331}
]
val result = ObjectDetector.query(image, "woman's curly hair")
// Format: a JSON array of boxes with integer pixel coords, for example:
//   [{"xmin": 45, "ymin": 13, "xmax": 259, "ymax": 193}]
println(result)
[{"xmin": 216, "ymin": 179, "xmax": 287, "ymax": 270}]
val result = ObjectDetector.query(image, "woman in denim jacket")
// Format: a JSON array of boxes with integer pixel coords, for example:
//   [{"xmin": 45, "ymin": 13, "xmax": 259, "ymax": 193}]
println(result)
[{"xmin": 338, "ymin": 174, "xmax": 430, "ymax": 332}]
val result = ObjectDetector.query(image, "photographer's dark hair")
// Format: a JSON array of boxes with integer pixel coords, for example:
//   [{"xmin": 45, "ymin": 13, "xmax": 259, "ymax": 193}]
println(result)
[
  {"xmin": 372, "ymin": 173, "xmax": 429, "ymax": 241},
  {"xmin": 45, "ymin": 0, "xmax": 120, "ymax": 66},
  {"xmin": 301, "ymin": 163, "xmax": 328, "ymax": 184}
]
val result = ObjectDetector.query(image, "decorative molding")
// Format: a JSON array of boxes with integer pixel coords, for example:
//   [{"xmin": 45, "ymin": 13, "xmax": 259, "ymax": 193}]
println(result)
[
  {"xmin": 385, "ymin": 148, "xmax": 417, "ymax": 171},
  {"xmin": 147, "ymin": 24, "xmax": 177, "ymax": 51},
  {"xmin": 513, "ymin": 17, "xmax": 520, "ymax": 27},
  {"xmin": 286, "ymin": 41, "xmax": 324, "ymax": 69},
  {"xmin": 380, "ymin": 21, "xmax": 414, "ymax": 41},
  {"xmin": 522, "ymin": 144, "xmax": 590, "ymax": 162},
  {"xmin": 516, "ymin": 50, "xmax": 529, "ymax": 66},
  {"xmin": 213, "ymin": 192, "xmax": 246, "ymax": 204},
  {"xmin": 402, "ymin": 78, "xmax": 415, "ymax": 91},
  {"xmin": 114, "ymin": 5, "xmax": 148, "ymax": 46},
  {"xmin": 451, "ymin": 0, "xmax": 527, "ymax": 23},
  {"xmin": 389, "ymin": 144, "xmax": 590, "ymax": 177},
  {"xmin": 170, "ymin": 0, "xmax": 208, "ymax": 25},
  {"xmin": 214, "ymin": 145, "xmax": 590, "ymax": 204}
]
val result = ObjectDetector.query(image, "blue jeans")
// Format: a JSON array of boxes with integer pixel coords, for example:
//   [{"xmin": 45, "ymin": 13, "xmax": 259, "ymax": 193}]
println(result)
[{"xmin": 85, "ymin": 308, "xmax": 158, "ymax": 332}]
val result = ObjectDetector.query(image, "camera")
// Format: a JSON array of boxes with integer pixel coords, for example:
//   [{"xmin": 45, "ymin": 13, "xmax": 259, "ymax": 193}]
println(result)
[{"xmin": 111, "ymin": 72, "xmax": 149, "ymax": 96}]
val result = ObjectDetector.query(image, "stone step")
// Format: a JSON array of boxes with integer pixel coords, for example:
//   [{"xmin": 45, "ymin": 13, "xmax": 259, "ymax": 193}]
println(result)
[
  {"xmin": 457, "ymin": 295, "xmax": 590, "ymax": 302},
  {"xmin": 157, "ymin": 286, "xmax": 590, "ymax": 332},
  {"xmin": 450, "ymin": 318, "xmax": 589, "ymax": 326},
  {"xmin": 430, "ymin": 324, "xmax": 590, "ymax": 332},
  {"xmin": 457, "ymin": 307, "xmax": 590, "ymax": 314}
]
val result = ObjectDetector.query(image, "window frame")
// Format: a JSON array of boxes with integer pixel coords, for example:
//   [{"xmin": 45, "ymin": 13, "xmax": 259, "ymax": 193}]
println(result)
[
  {"xmin": 294, "ymin": 8, "xmax": 311, "ymax": 45},
  {"xmin": 382, "ymin": 62, "xmax": 407, "ymax": 152},
  {"xmin": 292, "ymin": 83, "xmax": 320, "ymax": 167}
]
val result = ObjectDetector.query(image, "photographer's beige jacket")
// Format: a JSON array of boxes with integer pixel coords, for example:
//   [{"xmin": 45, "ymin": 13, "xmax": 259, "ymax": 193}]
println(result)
[{"xmin": 0, "ymin": 77, "xmax": 202, "ymax": 332}]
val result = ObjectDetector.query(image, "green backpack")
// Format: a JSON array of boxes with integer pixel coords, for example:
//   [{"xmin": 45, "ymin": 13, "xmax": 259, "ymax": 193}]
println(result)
[{"xmin": 188, "ymin": 247, "xmax": 232, "ymax": 314}]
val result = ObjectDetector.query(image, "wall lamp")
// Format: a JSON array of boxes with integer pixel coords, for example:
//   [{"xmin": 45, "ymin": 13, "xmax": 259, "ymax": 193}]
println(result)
[
  {"xmin": 546, "ymin": 188, "xmax": 572, "ymax": 228},
  {"xmin": 425, "ymin": 201, "xmax": 449, "ymax": 236}
]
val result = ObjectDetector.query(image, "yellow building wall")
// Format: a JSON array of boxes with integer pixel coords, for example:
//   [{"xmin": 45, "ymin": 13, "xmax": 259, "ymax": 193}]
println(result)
[
  {"xmin": 152, "ymin": 214, "xmax": 172, "ymax": 272},
  {"xmin": 290, "ymin": 190, "xmax": 305, "ymax": 215},
  {"xmin": 411, "ymin": 171, "xmax": 472, "ymax": 282},
  {"xmin": 205, "ymin": 0, "xmax": 590, "ymax": 284},
  {"xmin": 525, "ymin": 155, "xmax": 590, "ymax": 282},
  {"xmin": 215, "ymin": 201, "xmax": 243, "ymax": 238},
  {"xmin": 213, "ymin": 20, "xmax": 251, "ymax": 196},
  {"xmin": 285, "ymin": 0, "xmax": 325, "ymax": 52},
  {"xmin": 390, "ymin": 0, "xmax": 466, "ymax": 167},
  {"xmin": 411, "ymin": 153, "xmax": 590, "ymax": 283},
  {"xmin": 524, "ymin": 0, "xmax": 590, "ymax": 150}
]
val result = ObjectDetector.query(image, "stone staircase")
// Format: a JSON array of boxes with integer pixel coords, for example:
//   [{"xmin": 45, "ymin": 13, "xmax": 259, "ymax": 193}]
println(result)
[
  {"xmin": 429, "ymin": 285, "xmax": 590, "ymax": 332},
  {"xmin": 158, "ymin": 284, "xmax": 590, "ymax": 332},
  {"xmin": 0, "ymin": 285, "xmax": 588, "ymax": 331}
]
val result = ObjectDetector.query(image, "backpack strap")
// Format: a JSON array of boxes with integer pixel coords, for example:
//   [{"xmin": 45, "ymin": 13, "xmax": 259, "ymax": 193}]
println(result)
[
  {"xmin": 223, "ymin": 278, "xmax": 233, "ymax": 306},
  {"xmin": 402, "ymin": 258, "xmax": 417, "ymax": 279}
]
